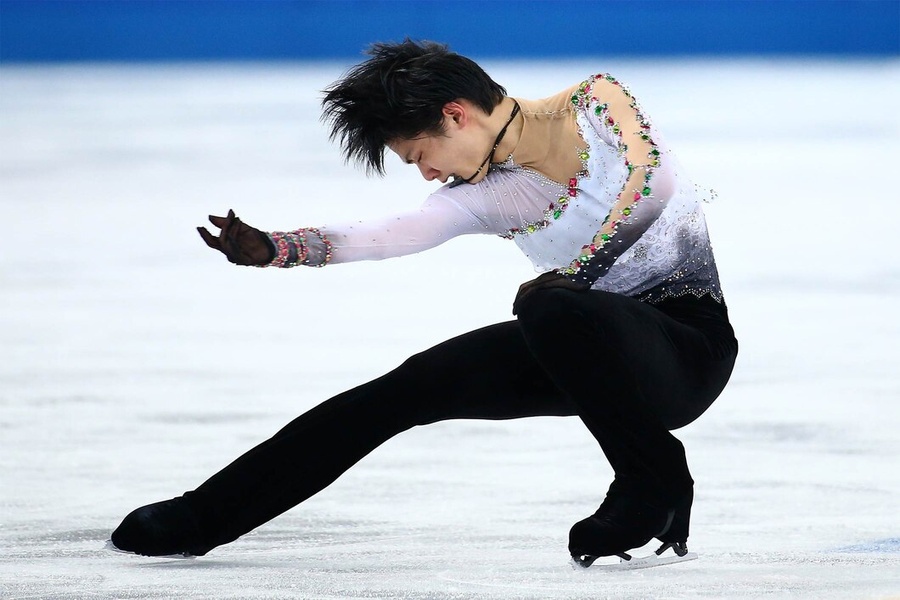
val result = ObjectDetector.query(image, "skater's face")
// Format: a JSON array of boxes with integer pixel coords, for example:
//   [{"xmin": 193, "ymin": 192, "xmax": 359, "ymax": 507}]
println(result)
[{"xmin": 387, "ymin": 100, "xmax": 492, "ymax": 185}]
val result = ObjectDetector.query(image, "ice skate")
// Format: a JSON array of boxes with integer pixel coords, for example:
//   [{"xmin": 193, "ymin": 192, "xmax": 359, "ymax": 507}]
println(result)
[
  {"xmin": 571, "ymin": 540, "xmax": 698, "ymax": 571},
  {"xmin": 110, "ymin": 496, "xmax": 214, "ymax": 557},
  {"xmin": 569, "ymin": 484, "xmax": 693, "ymax": 568}
]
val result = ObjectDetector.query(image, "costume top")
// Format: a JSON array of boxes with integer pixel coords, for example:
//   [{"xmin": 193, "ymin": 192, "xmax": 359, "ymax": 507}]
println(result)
[{"xmin": 304, "ymin": 74, "xmax": 723, "ymax": 304}]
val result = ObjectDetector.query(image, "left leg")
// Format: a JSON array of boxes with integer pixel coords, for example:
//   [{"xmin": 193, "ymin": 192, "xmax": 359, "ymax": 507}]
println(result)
[
  {"xmin": 111, "ymin": 320, "xmax": 575, "ymax": 556},
  {"xmin": 187, "ymin": 319, "xmax": 576, "ymax": 550}
]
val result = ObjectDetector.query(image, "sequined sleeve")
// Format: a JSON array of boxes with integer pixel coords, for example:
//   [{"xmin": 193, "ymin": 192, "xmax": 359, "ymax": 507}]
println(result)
[
  {"xmin": 559, "ymin": 75, "xmax": 676, "ymax": 285},
  {"xmin": 317, "ymin": 191, "xmax": 493, "ymax": 264}
]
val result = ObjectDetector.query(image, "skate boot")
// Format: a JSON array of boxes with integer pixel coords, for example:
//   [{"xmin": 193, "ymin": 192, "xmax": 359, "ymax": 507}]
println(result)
[
  {"xmin": 569, "ymin": 482, "xmax": 692, "ymax": 567},
  {"xmin": 110, "ymin": 495, "xmax": 215, "ymax": 557},
  {"xmin": 654, "ymin": 487, "xmax": 693, "ymax": 558}
]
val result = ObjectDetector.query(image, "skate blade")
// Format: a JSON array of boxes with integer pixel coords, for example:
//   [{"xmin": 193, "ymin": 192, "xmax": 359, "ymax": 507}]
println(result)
[
  {"xmin": 104, "ymin": 539, "xmax": 197, "ymax": 559},
  {"xmin": 572, "ymin": 549, "xmax": 698, "ymax": 571}
]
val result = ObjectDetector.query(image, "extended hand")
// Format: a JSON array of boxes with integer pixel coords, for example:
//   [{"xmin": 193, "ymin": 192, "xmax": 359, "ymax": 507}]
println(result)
[
  {"xmin": 197, "ymin": 209, "xmax": 275, "ymax": 266},
  {"xmin": 512, "ymin": 271, "xmax": 590, "ymax": 315}
]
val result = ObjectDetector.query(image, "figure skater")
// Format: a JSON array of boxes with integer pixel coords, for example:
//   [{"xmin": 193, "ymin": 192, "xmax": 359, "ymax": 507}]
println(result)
[{"xmin": 111, "ymin": 39, "xmax": 738, "ymax": 565}]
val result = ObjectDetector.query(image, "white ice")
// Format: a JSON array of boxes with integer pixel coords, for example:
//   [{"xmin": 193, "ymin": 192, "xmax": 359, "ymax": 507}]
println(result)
[{"xmin": 1, "ymin": 58, "xmax": 898, "ymax": 599}]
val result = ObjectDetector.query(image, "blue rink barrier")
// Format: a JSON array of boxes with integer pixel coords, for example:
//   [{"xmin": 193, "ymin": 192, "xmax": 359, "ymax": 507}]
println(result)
[{"xmin": 1, "ymin": 0, "xmax": 898, "ymax": 62}]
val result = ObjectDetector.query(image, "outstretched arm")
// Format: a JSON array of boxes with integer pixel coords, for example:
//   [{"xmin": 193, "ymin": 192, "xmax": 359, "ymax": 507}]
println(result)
[{"xmin": 197, "ymin": 193, "xmax": 488, "ymax": 268}]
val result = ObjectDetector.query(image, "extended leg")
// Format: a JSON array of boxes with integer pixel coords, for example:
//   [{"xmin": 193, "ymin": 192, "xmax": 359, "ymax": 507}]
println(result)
[{"xmin": 112, "ymin": 320, "xmax": 573, "ymax": 555}]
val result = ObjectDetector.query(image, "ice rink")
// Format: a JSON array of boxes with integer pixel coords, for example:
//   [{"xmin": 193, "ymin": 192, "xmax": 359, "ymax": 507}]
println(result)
[{"xmin": 1, "ymin": 58, "xmax": 898, "ymax": 599}]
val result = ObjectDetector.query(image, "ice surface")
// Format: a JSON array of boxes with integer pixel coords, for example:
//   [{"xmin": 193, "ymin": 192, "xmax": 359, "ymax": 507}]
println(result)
[{"xmin": 1, "ymin": 58, "xmax": 898, "ymax": 599}]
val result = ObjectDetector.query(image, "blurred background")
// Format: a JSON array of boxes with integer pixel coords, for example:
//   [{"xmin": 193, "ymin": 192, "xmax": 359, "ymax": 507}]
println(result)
[{"xmin": 2, "ymin": 0, "xmax": 898, "ymax": 62}]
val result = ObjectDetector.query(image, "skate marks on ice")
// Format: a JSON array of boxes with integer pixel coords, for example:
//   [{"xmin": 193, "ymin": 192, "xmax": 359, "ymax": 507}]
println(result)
[
  {"xmin": 833, "ymin": 538, "xmax": 900, "ymax": 554},
  {"xmin": 5, "ymin": 524, "xmax": 900, "ymax": 600}
]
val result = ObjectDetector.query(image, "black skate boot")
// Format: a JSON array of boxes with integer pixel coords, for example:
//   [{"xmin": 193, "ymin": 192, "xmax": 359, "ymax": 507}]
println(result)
[
  {"xmin": 110, "ymin": 495, "xmax": 215, "ymax": 557},
  {"xmin": 569, "ymin": 482, "xmax": 692, "ymax": 567},
  {"xmin": 654, "ymin": 487, "xmax": 693, "ymax": 558}
]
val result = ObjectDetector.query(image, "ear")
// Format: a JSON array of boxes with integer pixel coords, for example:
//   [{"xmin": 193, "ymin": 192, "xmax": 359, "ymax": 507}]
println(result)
[{"xmin": 442, "ymin": 101, "xmax": 468, "ymax": 128}]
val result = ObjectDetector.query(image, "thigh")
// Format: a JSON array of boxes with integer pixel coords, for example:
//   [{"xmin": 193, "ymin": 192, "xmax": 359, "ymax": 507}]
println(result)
[
  {"xmin": 268, "ymin": 320, "xmax": 577, "ymax": 443},
  {"xmin": 515, "ymin": 288, "xmax": 736, "ymax": 429},
  {"xmin": 631, "ymin": 302, "xmax": 736, "ymax": 428},
  {"xmin": 375, "ymin": 320, "xmax": 577, "ymax": 425}
]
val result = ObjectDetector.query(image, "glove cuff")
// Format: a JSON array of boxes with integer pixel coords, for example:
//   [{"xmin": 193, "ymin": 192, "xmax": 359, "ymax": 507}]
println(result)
[{"xmin": 260, "ymin": 228, "xmax": 333, "ymax": 268}]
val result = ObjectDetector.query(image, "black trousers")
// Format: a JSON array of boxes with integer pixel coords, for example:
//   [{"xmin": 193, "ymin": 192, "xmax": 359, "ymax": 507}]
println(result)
[{"xmin": 185, "ymin": 288, "xmax": 738, "ymax": 549}]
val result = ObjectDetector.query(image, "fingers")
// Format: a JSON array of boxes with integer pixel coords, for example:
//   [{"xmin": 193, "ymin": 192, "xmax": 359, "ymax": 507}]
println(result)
[
  {"xmin": 512, "ymin": 281, "xmax": 535, "ymax": 316},
  {"xmin": 208, "ymin": 214, "xmax": 228, "ymax": 228},
  {"xmin": 200, "ymin": 211, "xmax": 238, "ymax": 260},
  {"xmin": 512, "ymin": 289, "xmax": 534, "ymax": 315},
  {"xmin": 204, "ymin": 210, "xmax": 240, "ymax": 261},
  {"xmin": 208, "ymin": 209, "xmax": 239, "ymax": 227},
  {"xmin": 512, "ymin": 272, "xmax": 588, "ymax": 315},
  {"xmin": 223, "ymin": 217, "xmax": 248, "ymax": 264},
  {"xmin": 515, "ymin": 273, "xmax": 548, "ymax": 300},
  {"xmin": 200, "ymin": 209, "xmax": 264, "ymax": 265},
  {"xmin": 197, "ymin": 226, "xmax": 221, "ymax": 250}
]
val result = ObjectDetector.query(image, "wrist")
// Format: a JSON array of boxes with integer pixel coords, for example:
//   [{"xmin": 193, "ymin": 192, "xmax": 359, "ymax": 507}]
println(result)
[{"xmin": 259, "ymin": 228, "xmax": 333, "ymax": 268}]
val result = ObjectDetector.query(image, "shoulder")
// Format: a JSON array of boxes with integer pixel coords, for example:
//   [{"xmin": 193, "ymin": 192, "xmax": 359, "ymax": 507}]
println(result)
[
  {"xmin": 516, "ymin": 74, "xmax": 628, "ymax": 121},
  {"xmin": 516, "ymin": 82, "xmax": 581, "ymax": 120}
]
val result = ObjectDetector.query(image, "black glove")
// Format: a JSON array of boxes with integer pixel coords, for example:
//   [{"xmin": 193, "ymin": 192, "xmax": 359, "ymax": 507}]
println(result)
[
  {"xmin": 512, "ymin": 271, "xmax": 590, "ymax": 315},
  {"xmin": 197, "ymin": 209, "xmax": 275, "ymax": 266}
]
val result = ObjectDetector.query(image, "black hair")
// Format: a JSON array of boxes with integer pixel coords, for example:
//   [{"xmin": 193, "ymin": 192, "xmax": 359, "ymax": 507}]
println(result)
[{"xmin": 321, "ymin": 39, "xmax": 507, "ymax": 175}]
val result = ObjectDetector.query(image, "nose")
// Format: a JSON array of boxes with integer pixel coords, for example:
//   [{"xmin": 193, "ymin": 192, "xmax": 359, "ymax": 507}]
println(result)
[{"xmin": 417, "ymin": 163, "xmax": 441, "ymax": 181}]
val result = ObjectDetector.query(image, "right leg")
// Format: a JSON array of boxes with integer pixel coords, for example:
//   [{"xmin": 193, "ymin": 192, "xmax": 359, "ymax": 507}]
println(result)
[
  {"xmin": 112, "ymin": 320, "xmax": 573, "ymax": 556},
  {"xmin": 513, "ymin": 288, "xmax": 737, "ymax": 561}
]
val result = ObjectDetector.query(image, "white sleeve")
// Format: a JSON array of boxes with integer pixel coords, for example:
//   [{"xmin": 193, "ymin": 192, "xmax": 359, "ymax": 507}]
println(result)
[{"xmin": 315, "ymin": 190, "xmax": 492, "ymax": 264}]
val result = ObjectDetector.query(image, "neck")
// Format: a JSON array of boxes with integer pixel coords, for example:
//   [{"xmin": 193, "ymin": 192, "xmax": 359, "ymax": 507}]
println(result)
[
  {"xmin": 490, "ymin": 97, "xmax": 523, "ymax": 164},
  {"xmin": 452, "ymin": 98, "xmax": 522, "ymax": 187}
]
